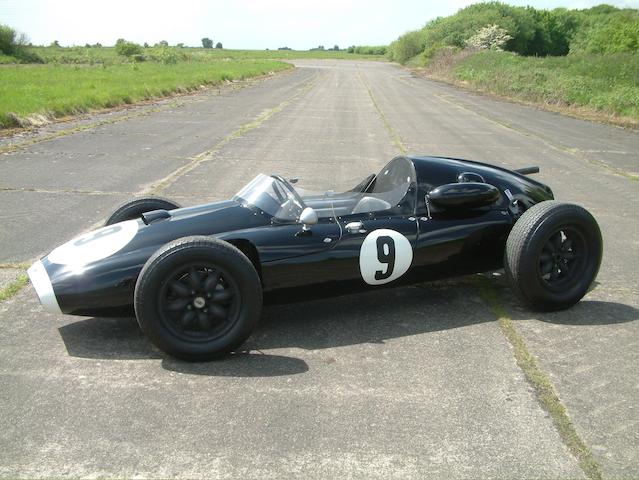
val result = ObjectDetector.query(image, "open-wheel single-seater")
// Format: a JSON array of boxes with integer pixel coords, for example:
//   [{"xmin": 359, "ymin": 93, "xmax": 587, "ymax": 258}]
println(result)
[{"xmin": 28, "ymin": 156, "xmax": 602, "ymax": 360}]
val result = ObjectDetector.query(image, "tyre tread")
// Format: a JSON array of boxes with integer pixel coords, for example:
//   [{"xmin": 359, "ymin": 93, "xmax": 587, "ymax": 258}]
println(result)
[
  {"xmin": 134, "ymin": 236, "xmax": 262, "ymax": 360},
  {"xmin": 504, "ymin": 200, "xmax": 601, "ymax": 311}
]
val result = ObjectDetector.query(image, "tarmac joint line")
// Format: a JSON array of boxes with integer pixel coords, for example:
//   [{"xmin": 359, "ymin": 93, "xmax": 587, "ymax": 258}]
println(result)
[
  {"xmin": 357, "ymin": 66, "xmax": 408, "ymax": 155},
  {"xmin": 148, "ymin": 74, "xmax": 319, "ymax": 195},
  {"xmin": 476, "ymin": 276, "xmax": 604, "ymax": 480}
]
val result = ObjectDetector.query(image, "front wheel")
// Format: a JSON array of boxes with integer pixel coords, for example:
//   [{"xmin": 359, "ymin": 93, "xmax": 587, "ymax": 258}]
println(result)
[
  {"xmin": 504, "ymin": 201, "xmax": 602, "ymax": 311},
  {"xmin": 105, "ymin": 197, "xmax": 181, "ymax": 226},
  {"xmin": 134, "ymin": 236, "xmax": 262, "ymax": 361}
]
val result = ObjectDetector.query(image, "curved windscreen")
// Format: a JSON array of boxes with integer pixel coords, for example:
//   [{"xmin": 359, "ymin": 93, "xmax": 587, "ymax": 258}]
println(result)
[
  {"xmin": 234, "ymin": 162, "xmax": 416, "ymax": 222},
  {"xmin": 234, "ymin": 174, "xmax": 306, "ymax": 221}
]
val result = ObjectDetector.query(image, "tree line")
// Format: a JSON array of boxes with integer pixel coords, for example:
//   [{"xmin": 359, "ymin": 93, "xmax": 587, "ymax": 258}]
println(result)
[{"xmin": 387, "ymin": 2, "xmax": 639, "ymax": 64}]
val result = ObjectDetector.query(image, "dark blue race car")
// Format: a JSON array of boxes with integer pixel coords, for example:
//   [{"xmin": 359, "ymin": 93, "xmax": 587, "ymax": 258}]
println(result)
[{"xmin": 28, "ymin": 156, "xmax": 602, "ymax": 360}]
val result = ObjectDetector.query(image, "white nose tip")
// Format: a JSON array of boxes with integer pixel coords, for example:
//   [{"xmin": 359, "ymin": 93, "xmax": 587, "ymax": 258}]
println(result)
[{"xmin": 27, "ymin": 260, "xmax": 62, "ymax": 314}]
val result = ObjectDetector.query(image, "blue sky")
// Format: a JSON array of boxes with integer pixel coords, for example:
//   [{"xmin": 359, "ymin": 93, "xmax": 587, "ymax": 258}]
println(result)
[{"xmin": 1, "ymin": 0, "xmax": 638, "ymax": 49}]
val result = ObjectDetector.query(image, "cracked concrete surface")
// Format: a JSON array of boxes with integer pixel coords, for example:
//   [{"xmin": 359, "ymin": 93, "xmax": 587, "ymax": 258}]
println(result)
[{"xmin": 0, "ymin": 60, "xmax": 637, "ymax": 479}]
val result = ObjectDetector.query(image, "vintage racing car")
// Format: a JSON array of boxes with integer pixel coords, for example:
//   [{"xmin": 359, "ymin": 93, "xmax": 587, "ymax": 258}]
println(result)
[{"xmin": 28, "ymin": 156, "xmax": 602, "ymax": 360}]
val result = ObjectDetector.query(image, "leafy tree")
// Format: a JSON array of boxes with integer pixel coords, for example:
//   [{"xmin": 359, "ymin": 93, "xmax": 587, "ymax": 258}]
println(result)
[
  {"xmin": 51, "ymin": 40, "xmax": 60, "ymax": 47},
  {"xmin": 466, "ymin": 24, "xmax": 512, "ymax": 50},
  {"xmin": 570, "ymin": 8, "xmax": 639, "ymax": 54},
  {"xmin": 0, "ymin": 24, "xmax": 17, "ymax": 54},
  {"xmin": 201, "ymin": 37, "xmax": 213, "ymax": 48},
  {"xmin": 215, "ymin": 42, "xmax": 222, "ymax": 49},
  {"xmin": 143, "ymin": 42, "xmax": 149, "ymax": 48},
  {"xmin": 278, "ymin": 46, "xmax": 291, "ymax": 50},
  {"xmin": 177, "ymin": 42, "xmax": 185, "ymax": 48},
  {"xmin": 387, "ymin": 1, "xmax": 639, "ymax": 63},
  {"xmin": 0, "ymin": 24, "xmax": 38, "ymax": 61},
  {"xmin": 158, "ymin": 40, "xmax": 168, "ymax": 47}
]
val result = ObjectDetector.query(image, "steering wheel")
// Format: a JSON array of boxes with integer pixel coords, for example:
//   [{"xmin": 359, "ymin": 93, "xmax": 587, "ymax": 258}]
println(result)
[{"xmin": 271, "ymin": 175, "xmax": 306, "ymax": 209}]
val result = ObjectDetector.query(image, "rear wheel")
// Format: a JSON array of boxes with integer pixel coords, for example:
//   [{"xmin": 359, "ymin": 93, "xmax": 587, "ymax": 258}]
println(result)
[
  {"xmin": 105, "ymin": 197, "xmax": 180, "ymax": 226},
  {"xmin": 135, "ymin": 236, "xmax": 262, "ymax": 360},
  {"xmin": 504, "ymin": 201, "xmax": 602, "ymax": 311}
]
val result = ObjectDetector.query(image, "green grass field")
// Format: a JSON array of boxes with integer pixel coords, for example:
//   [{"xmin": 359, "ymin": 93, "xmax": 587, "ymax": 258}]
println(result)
[
  {"xmin": 0, "ymin": 46, "xmax": 383, "ymax": 129},
  {"xmin": 448, "ymin": 51, "xmax": 639, "ymax": 124},
  {"xmin": 22, "ymin": 46, "xmax": 382, "ymax": 64},
  {"xmin": 0, "ymin": 60, "xmax": 291, "ymax": 128}
]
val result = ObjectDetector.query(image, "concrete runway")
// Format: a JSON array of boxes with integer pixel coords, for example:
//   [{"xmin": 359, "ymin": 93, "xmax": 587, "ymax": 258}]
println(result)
[{"xmin": 0, "ymin": 60, "xmax": 637, "ymax": 479}]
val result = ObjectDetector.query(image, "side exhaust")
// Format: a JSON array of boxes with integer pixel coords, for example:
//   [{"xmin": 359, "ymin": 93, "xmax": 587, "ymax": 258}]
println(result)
[{"xmin": 514, "ymin": 166, "xmax": 540, "ymax": 175}]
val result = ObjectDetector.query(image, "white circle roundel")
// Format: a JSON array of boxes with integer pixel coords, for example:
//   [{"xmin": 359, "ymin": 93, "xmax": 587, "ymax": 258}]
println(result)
[
  {"xmin": 359, "ymin": 229, "xmax": 413, "ymax": 285},
  {"xmin": 48, "ymin": 220, "xmax": 139, "ymax": 267}
]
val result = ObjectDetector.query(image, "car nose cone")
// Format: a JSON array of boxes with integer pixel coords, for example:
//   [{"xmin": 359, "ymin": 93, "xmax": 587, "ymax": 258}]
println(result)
[{"xmin": 27, "ymin": 260, "xmax": 61, "ymax": 314}]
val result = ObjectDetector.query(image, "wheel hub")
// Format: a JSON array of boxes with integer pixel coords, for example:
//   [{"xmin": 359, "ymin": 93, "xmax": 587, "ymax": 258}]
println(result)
[
  {"xmin": 193, "ymin": 296, "xmax": 206, "ymax": 309},
  {"xmin": 159, "ymin": 264, "xmax": 240, "ymax": 341},
  {"xmin": 539, "ymin": 228, "xmax": 586, "ymax": 289}
]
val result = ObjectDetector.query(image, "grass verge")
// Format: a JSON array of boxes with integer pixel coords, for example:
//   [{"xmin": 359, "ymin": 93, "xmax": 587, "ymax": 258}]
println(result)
[
  {"xmin": 421, "ymin": 50, "xmax": 639, "ymax": 128},
  {"xmin": 476, "ymin": 276, "xmax": 603, "ymax": 480},
  {"xmin": 0, "ymin": 273, "xmax": 28, "ymax": 303},
  {"xmin": 0, "ymin": 60, "xmax": 292, "ymax": 128}
]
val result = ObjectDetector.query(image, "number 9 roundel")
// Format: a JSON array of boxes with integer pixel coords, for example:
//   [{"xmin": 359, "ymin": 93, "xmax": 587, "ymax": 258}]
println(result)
[{"xmin": 359, "ymin": 229, "xmax": 413, "ymax": 285}]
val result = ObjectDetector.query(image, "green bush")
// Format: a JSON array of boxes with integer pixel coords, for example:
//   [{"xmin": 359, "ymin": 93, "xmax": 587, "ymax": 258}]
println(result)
[
  {"xmin": 115, "ymin": 39, "xmax": 143, "ymax": 57},
  {"xmin": 388, "ymin": 30, "xmax": 424, "ymax": 63},
  {"xmin": 352, "ymin": 45, "xmax": 386, "ymax": 55},
  {"xmin": 570, "ymin": 8, "xmax": 639, "ymax": 54}
]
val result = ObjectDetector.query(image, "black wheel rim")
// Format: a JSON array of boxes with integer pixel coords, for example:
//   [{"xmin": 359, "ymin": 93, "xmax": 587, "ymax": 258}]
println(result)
[
  {"xmin": 158, "ymin": 262, "xmax": 240, "ymax": 342},
  {"xmin": 537, "ymin": 227, "xmax": 588, "ymax": 292}
]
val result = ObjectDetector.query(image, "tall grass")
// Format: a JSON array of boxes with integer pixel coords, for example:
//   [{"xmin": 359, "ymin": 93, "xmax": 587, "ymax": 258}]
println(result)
[
  {"xmin": 0, "ymin": 60, "xmax": 291, "ymax": 127},
  {"xmin": 453, "ymin": 51, "xmax": 639, "ymax": 120}
]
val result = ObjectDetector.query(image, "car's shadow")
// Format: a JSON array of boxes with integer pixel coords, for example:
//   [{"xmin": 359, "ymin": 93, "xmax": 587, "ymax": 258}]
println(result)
[{"xmin": 58, "ymin": 276, "xmax": 639, "ymax": 377}]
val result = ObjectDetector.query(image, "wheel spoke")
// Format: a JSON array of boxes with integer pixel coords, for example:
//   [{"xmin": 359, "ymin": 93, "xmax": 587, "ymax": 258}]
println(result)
[
  {"xmin": 560, "ymin": 261, "xmax": 572, "ymax": 276},
  {"xmin": 203, "ymin": 271, "xmax": 221, "ymax": 292},
  {"xmin": 180, "ymin": 310, "xmax": 196, "ymax": 327},
  {"xmin": 170, "ymin": 281, "xmax": 190, "ymax": 298},
  {"xmin": 540, "ymin": 252, "xmax": 552, "ymax": 263},
  {"xmin": 561, "ymin": 238, "xmax": 573, "ymax": 252},
  {"xmin": 551, "ymin": 232, "xmax": 563, "ymax": 252},
  {"xmin": 211, "ymin": 289, "xmax": 233, "ymax": 303},
  {"xmin": 543, "ymin": 242, "xmax": 555, "ymax": 255},
  {"xmin": 209, "ymin": 304, "xmax": 227, "ymax": 319},
  {"xmin": 167, "ymin": 298, "xmax": 190, "ymax": 311},
  {"xmin": 198, "ymin": 312, "xmax": 212, "ymax": 330},
  {"xmin": 550, "ymin": 268, "xmax": 561, "ymax": 280},
  {"xmin": 188, "ymin": 267, "xmax": 201, "ymax": 290},
  {"xmin": 540, "ymin": 260, "xmax": 554, "ymax": 275}
]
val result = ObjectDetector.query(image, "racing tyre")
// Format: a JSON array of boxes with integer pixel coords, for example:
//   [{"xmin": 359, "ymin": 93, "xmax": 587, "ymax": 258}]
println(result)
[
  {"xmin": 135, "ymin": 236, "xmax": 262, "ymax": 361},
  {"xmin": 504, "ymin": 201, "xmax": 602, "ymax": 311},
  {"xmin": 104, "ymin": 197, "xmax": 180, "ymax": 226}
]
